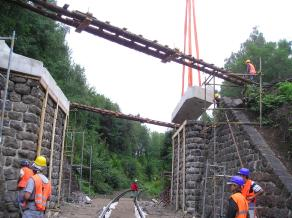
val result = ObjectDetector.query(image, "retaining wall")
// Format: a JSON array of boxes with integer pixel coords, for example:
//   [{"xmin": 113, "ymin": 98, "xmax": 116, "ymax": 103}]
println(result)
[
  {"xmin": 171, "ymin": 97, "xmax": 292, "ymax": 218},
  {"xmin": 0, "ymin": 40, "xmax": 69, "ymax": 217}
]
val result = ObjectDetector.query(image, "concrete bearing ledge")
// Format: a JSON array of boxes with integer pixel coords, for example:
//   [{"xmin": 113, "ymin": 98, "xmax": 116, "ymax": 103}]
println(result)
[{"xmin": 0, "ymin": 40, "xmax": 69, "ymax": 114}]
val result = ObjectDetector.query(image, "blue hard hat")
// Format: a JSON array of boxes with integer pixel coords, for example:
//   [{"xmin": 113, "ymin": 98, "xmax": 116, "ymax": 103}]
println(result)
[
  {"xmin": 227, "ymin": 176, "xmax": 245, "ymax": 186},
  {"xmin": 237, "ymin": 168, "xmax": 250, "ymax": 176},
  {"xmin": 20, "ymin": 160, "xmax": 30, "ymax": 167}
]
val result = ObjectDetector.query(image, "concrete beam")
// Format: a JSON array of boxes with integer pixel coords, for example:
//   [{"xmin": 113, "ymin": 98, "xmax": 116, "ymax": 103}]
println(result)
[
  {"xmin": 0, "ymin": 40, "xmax": 69, "ymax": 114},
  {"xmin": 171, "ymin": 86, "xmax": 213, "ymax": 123}
]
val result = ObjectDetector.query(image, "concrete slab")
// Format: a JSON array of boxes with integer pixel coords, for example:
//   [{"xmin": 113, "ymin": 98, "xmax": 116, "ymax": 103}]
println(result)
[
  {"xmin": 171, "ymin": 86, "xmax": 214, "ymax": 123},
  {"xmin": 0, "ymin": 40, "xmax": 69, "ymax": 113}
]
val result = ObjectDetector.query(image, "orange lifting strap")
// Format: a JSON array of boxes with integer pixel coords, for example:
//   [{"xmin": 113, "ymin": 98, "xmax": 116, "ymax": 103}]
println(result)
[{"xmin": 181, "ymin": 0, "xmax": 201, "ymax": 96}]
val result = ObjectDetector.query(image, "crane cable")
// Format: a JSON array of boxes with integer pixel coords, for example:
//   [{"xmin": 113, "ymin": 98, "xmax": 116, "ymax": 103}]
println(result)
[{"xmin": 182, "ymin": 0, "xmax": 201, "ymax": 96}]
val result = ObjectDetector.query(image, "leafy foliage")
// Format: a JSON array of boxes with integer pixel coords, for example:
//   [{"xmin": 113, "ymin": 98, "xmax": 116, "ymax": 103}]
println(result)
[{"xmin": 222, "ymin": 27, "xmax": 292, "ymax": 97}]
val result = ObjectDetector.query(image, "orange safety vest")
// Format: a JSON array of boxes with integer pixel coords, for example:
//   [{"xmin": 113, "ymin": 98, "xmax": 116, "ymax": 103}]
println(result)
[
  {"xmin": 230, "ymin": 192, "xmax": 249, "ymax": 218},
  {"xmin": 241, "ymin": 179, "xmax": 255, "ymax": 203},
  {"xmin": 247, "ymin": 63, "xmax": 256, "ymax": 75},
  {"xmin": 18, "ymin": 167, "xmax": 34, "ymax": 189},
  {"xmin": 32, "ymin": 174, "xmax": 52, "ymax": 211}
]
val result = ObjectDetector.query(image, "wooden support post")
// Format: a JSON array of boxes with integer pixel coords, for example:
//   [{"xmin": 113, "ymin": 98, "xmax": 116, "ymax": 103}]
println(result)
[
  {"xmin": 182, "ymin": 126, "xmax": 186, "ymax": 212},
  {"xmin": 57, "ymin": 114, "xmax": 68, "ymax": 207},
  {"xmin": 176, "ymin": 132, "xmax": 180, "ymax": 211},
  {"xmin": 37, "ymin": 87, "xmax": 49, "ymax": 156},
  {"xmin": 170, "ymin": 137, "xmax": 175, "ymax": 204},
  {"xmin": 49, "ymin": 103, "xmax": 59, "ymax": 181}
]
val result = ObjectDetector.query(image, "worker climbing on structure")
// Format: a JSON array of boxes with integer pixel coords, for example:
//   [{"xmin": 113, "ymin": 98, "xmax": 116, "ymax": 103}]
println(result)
[
  {"xmin": 237, "ymin": 168, "xmax": 264, "ymax": 218},
  {"xmin": 130, "ymin": 179, "xmax": 139, "ymax": 198},
  {"xmin": 226, "ymin": 176, "xmax": 249, "ymax": 218},
  {"xmin": 22, "ymin": 156, "xmax": 52, "ymax": 218},
  {"xmin": 245, "ymin": 59, "xmax": 256, "ymax": 81},
  {"xmin": 214, "ymin": 90, "xmax": 221, "ymax": 108},
  {"xmin": 17, "ymin": 160, "xmax": 33, "ymax": 215}
]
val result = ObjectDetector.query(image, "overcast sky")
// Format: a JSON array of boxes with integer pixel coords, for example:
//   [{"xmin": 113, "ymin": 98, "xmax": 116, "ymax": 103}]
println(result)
[{"xmin": 57, "ymin": 0, "xmax": 292, "ymax": 132}]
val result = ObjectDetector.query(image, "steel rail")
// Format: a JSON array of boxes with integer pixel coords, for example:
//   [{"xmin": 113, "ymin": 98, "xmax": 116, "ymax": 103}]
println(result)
[
  {"xmin": 99, "ymin": 189, "xmax": 132, "ymax": 218},
  {"xmin": 9, "ymin": 0, "xmax": 257, "ymax": 86},
  {"xmin": 70, "ymin": 102, "xmax": 180, "ymax": 128},
  {"xmin": 134, "ymin": 191, "xmax": 144, "ymax": 218}
]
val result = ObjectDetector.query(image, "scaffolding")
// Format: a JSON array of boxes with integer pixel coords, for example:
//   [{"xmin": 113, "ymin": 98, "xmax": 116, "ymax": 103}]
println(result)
[
  {"xmin": 201, "ymin": 61, "xmax": 263, "ymax": 217},
  {"xmin": 0, "ymin": 31, "xmax": 15, "ymax": 146},
  {"xmin": 64, "ymin": 128, "xmax": 93, "ymax": 199}
]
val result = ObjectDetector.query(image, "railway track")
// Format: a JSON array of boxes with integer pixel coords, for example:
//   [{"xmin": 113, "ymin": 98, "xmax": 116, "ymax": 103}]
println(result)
[{"xmin": 99, "ymin": 190, "xmax": 146, "ymax": 218}]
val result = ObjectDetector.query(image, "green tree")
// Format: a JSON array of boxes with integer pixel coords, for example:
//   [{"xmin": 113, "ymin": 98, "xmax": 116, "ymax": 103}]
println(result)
[{"xmin": 222, "ymin": 27, "xmax": 292, "ymax": 97}]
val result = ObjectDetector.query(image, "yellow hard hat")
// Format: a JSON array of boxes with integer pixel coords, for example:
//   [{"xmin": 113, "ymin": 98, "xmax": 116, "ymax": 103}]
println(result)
[
  {"xmin": 245, "ymin": 59, "xmax": 251, "ymax": 64},
  {"xmin": 34, "ymin": 156, "xmax": 47, "ymax": 167}
]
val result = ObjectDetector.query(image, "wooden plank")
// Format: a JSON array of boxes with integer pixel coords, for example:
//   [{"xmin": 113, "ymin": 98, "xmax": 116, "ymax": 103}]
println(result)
[
  {"xmin": 49, "ymin": 102, "xmax": 59, "ymax": 181},
  {"xmin": 57, "ymin": 114, "xmax": 68, "ymax": 207},
  {"xmin": 170, "ymin": 137, "xmax": 175, "ymax": 204},
  {"xmin": 172, "ymin": 120, "xmax": 187, "ymax": 139},
  {"xmin": 176, "ymin": 132, "xmax": 180, "ymax": 210},
  {"xmin": 37, "ymin": 87, "xmax": 48, "ymax": 156},
  {"xmin": 182, "ymin": 126, "xmax": 186, "ymax": 212}
]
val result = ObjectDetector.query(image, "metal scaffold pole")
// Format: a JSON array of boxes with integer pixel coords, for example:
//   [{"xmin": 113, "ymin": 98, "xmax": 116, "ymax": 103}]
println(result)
[
  {"xmin": 201, "ymin": 58, "xmax": 264, "ymax": 217},
  {"xmin": 259, "ymin": 57, "xmax": 263, "ymax": 128},
  {"xmin": 89, "ymin": 144, "xmax": 92, "ymax": 194},
  {"xmin": 0, "ymin": 31, "xmax": 15, "ymax": 145}
]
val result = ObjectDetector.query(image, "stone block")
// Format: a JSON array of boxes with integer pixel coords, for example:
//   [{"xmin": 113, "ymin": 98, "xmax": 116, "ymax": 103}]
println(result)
[
  {"xmin": 2, "ymin": 127, "xmax": 16, "ymax": 137},
  {"xmin": 13, "ymin": 102, "xmax": 27, "ymax": 112},
  {"xmin": 15, "ymin": 83, "xmax": 30, "ymax": 95},
  {"xmin": 8, "ymin": 111, "xmax": 22, "ymax": 121},
  {"xmin": 18, "ymin": 150, "xmax": 35, "ymax": 160},
  {"xmin": 12, "ymin": 159, "xmax": 21, "ymax": 168},
  {"xmin": 22, "ymin": 140, "xmax": 36, "ymax": 151},
  {"xmin": 0, "ymin": 99, "xmax": 12, "ymax": 111},
  {"xmin": 10, "ymin": 120, "xmax": 24, "ymax": 131},
  {"xmin": 2, "ymin": 148, "xmax": 16, "ymax": 156},
  {"xmin": 9, "ymin": 91, "xmax": 21, "ymax": 102},
  {"xmin": 5, "ymin": 157, "xmax": 13, "ymax": 167},
  {"xmin": 26, "ymin": 79, "xmax": 39, "ymax": 87},
  {"xmin": 23, "ymin": 113, "xmax": 40, "ymax": 124},
  {"xmin": 22, "ymin": 95, "xmax": 36, "ymax": 104},
  {"xmin": 4, "ymin": 136, "xmax": 19, "ymax": 149},
  {"xmin": 31, "ymin": 86, "xmax": 44, "ymax": 98},
  {"xmin": 4, "ymin": 168, "xmax": 18, "ymax": 180},
  {"xmin": 10, "ymin": 75, "xmax": 26, "ymax": 83},
  {"xmin": 16, "ymin": 132, "xmax": 37, "ymax": 142},
  {"xmin": 26, "ymin": 123, "xmax": 39, "ymax": 133},
  {"xmin": 28, "ymin": 104, "xmax": 41, "ymax": 115},
  {"xmin": 6, "ymin": 180, "xmax": 17, "ymax": 191}
]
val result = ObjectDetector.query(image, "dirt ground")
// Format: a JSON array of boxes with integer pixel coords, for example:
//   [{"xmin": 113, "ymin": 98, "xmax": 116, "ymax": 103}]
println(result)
[{"xmin": 50, "ymin": 197, "xmax": 185, "ymax": 218}]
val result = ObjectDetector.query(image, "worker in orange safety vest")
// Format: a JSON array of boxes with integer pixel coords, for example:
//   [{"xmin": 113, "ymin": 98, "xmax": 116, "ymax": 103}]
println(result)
[
  {"xmin": 226, "ymin": 176, "xmax": 249, "ymax": 218},
  {"xmin": 214, "ymin": 90, "xmax": 221, "ymax": 108},
  {"xmin": 245, "ymin": 59, "xmax": 256, "ymax": 81},
  {"xmin": 22, "ymin": 156, "xmax": 52, "ymax": 218},
  {"xmin": 238, "ymin": 168, "xmax": 264, "ymax": 218},
  {"xmin": 17, "ymin": 160, "xmax": 33, "ymax": 214},
  {"xmin": 18, "ymin": 160, "xmax": 33, "ymax": 189}
]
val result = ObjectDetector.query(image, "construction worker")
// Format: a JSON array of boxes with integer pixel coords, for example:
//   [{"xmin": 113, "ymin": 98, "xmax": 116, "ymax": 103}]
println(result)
[
  {"xmin": 17, "ymin": 160, "xmax": 33, "ymax": 214},
  {"xmin": 22, "ymin": 156, "xmax": 52, "ymax": 218},
  {"xmin": 214, "ymin": 90, "xmax": 221, "ymax": 108},
  {"xmin": 238, "ymin": 168, "xmax": 264, "ymax": 218},
  {"xmin": 226, "ymin": 176, "xmax": 249, "ymax": 218},
  {"xmin": 130, "ymin": 179, "xmax": 139, "ymax": 198},
  {"xmin": 245, "ymin": 59, "xmax": 256, "ymax": 81}
]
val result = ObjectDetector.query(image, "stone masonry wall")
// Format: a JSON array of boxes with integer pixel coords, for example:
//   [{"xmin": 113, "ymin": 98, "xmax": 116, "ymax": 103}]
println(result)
[
  {"xmin": 171, "ymin": 121, "xmax": 210, "ymax": 217},
  {"xmin": 172, "ymin": 97, "xmax": 292, "ymax": 218},
  {"xmin": 0, "ymin": 71, "xmax": 66, "ymax": 217}
]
